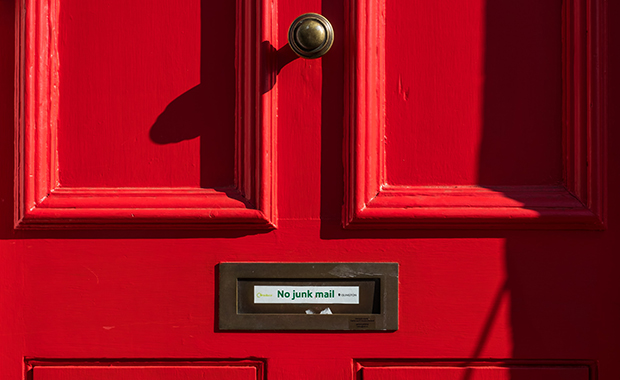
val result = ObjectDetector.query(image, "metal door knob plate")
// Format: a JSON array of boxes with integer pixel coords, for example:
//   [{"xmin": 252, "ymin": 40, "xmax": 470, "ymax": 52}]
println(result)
[{"xmin": 288, "ymin": 13, "xmax": 334, "ymax": 59}]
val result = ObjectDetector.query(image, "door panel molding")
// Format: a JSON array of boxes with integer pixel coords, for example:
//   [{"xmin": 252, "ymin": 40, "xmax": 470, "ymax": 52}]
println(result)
[
  {"xmin": 27, "ymin": 359, "xmax": 265, "ymax": 380},
  {"xmin": 344, "ymin": 0, "xmax": 606, "ymax": 229},
  {"xmin": 15, "ymin": 0, "xmax": 277, "ymax": 230},
  {"xmin": 354, "ymin": 359, "xmax": 596, "ymax": 380}
]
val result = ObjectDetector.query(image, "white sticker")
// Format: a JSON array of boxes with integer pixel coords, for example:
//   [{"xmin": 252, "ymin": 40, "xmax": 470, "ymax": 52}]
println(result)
[{"xmin": 254, "ymin": 286, "xmax": 360, "ymax": 304}]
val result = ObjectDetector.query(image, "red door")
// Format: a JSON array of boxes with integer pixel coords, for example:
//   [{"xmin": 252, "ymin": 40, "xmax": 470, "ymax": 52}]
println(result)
[{"xmin": 1, "ymin": 0, "xmax": 618, "ymax": 379}]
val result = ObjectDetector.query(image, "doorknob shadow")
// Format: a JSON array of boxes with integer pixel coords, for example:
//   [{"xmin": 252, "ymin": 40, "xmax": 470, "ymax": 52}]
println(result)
[
  {"xmin": 150, "ymin": 85, "xmax": 205, "ymax": 144},
  {"xmin": 148, "ymin": 0, "xmax": 235, "ymax": 190},
  {"xmin": 260, "ymin": 41, "xmax": 299, "ymax": 94},
  {"xmin": 276, "ymin": 43, "xmax": 299, "ymax": 74},
  {"xmin": 143, "ymin": 0, "xmax": 268, "ymax": 238},
  {"xmin": 149, "ymin": 37, "xmax": 295, "ymax": 190},
  {"xmin": 148, "ymin": 81, "xmax": 235, "ymax": 189}
]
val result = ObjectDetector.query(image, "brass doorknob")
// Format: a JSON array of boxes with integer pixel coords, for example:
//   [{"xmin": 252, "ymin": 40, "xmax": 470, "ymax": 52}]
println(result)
[{"xmin": 288, "ymin": 13, "xmax": 334, "ymax": 59}]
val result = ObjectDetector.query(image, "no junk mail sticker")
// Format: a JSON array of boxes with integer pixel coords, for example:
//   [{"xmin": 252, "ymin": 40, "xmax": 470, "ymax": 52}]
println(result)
[{"xmin": 254, "ymin": 286, "xmax": 360, "ymax": 304}]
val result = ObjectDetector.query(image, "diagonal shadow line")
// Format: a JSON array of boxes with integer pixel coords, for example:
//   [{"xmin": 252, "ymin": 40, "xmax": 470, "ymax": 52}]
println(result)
[{"xmin": 461, "ymin": 279, "xmax": 510, "ymax": 380}]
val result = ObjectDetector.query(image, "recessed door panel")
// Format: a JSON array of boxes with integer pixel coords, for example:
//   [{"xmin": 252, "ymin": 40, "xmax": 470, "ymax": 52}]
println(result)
[
  {"xmin": 361, "ymin": 365, "xmax": 591, "ymax": 380},
  {"xmin": 32, "ymin": 365, "xmax": 259, "ymax": 380},
  {"xmin": 385, "ymin": 1, "xmax": 563, "ymax": 187},
  {"xmin": 344, "ymin": 0, "xmax": 604, "ymax": 229},
  {"xmin": 15, "ymin": 0, "xmax": 276, "ymax": 229}
]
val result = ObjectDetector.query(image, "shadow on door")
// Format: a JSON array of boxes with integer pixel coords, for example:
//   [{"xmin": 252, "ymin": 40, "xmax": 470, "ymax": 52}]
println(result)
[
  {"xmin": 314, "ymin": 0, "xmax": 616, "ymax": 376},
  {"xmin": 480, "ymin": 0, "xmax": 613, "ymax": 376},
  {"xmin": 149, "ymin": 0, "xmax": 235, "ymax": 189}
]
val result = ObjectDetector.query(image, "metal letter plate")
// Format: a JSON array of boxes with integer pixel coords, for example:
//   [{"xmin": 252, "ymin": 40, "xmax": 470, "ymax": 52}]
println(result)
[{"xmin": 218, "ymin": 262, "xmax": 398, "ymax": 331}]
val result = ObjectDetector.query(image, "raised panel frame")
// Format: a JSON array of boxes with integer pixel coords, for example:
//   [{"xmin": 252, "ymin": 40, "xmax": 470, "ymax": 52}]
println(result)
[
  {"xmin": 26, "ymin": 359, "xmax": 265, "ymax": 380},
  {"xmin": 344, "ymin": 0, "xmax": 606, "ymax": 229},
  {"xmin": 15, "ymin": 0, "xmax": 277, "ymax": 229},
  {"xmin": 354, "ymin": 360, "xmax": 596, "ymax": 380}
]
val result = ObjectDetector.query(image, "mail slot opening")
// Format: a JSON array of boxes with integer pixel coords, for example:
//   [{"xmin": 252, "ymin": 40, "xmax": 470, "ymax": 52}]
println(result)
[
  {"xmin": 218, "ymin": 263, "xmax": 398, "ymax": 331},
  {"xmin": 237, "ymin": 279, "xmax": 381, "ymax": 314}
]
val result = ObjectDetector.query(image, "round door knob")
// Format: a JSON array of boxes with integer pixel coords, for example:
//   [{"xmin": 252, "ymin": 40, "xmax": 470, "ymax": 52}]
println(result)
[{"xmin": 288, "ymin": 13, "xmax": 334, "ymax": 59}]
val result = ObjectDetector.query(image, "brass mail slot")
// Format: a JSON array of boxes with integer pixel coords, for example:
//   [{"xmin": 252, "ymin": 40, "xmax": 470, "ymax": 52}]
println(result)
[{"xmin": 218, "ymin": 263, "xmax": 398, "ymax": 331}]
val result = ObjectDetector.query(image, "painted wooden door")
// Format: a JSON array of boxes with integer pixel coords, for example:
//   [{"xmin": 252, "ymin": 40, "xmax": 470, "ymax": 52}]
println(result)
[{"xmin": 1, "ymin": 0, "xmax": 618, "ymax": 379}]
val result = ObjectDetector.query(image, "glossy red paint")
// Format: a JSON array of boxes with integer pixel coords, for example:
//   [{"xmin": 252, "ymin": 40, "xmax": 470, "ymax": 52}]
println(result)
[
  {"xmin": 344, "ymin": 0, "xmax": 605, "ymax": 229},
  {"xmin": 1, "ymin": 0, "xmax": 618, "ymax": 380},
  {"xmin": 15, "ymin": 0, "xmax": 276, "ymax": 229},
  {"xmin": 359, "ymin": 363, "xmax": 592, "ymax": 380},
  {"xmin": 30, "ymin": 361, "xmax": 263, "ymax": 380}
]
